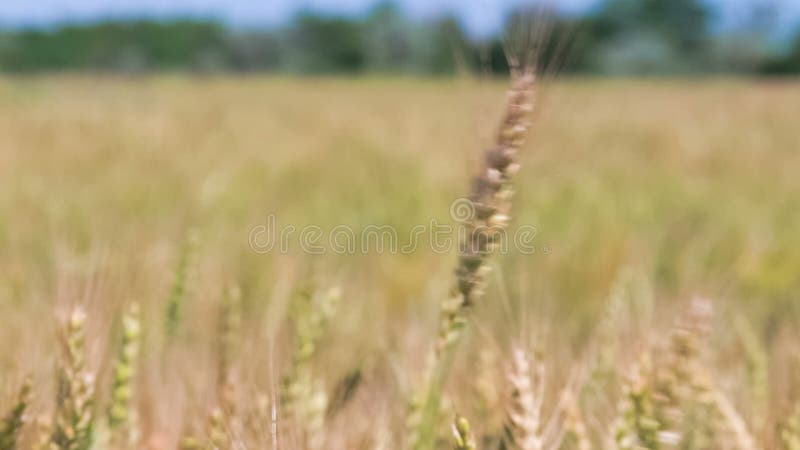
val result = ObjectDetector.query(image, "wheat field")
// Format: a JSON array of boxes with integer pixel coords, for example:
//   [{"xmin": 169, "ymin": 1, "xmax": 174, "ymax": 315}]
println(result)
[{"xmin": 1, "ymin": 76, "xmax": 799, "ymax": 449}]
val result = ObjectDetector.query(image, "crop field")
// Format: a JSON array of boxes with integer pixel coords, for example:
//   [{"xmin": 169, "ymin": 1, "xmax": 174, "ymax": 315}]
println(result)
[{"xmin": 0, "ymin": 76, "xmax": 799, "ymax": 449}]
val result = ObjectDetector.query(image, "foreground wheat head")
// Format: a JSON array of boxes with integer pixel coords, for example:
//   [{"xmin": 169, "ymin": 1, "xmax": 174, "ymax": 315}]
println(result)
[
  {"xmin": 437, "ymin": 67, "xmax": 537, "ymax": 355},
  {"xmin": 410, "ymin": 66, "xmax": 538, "ymax": 450}
]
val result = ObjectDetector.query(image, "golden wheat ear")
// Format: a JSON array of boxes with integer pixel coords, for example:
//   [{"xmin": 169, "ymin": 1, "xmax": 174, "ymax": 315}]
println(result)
[
  {"xmin": 52, "ymin": 308, "xmax": 96, "ymax": 450},
  {"xmin": 561, "ymin": 390, "xmax": 591, "ymax": 450},
  {"xmin": 504, "ymin": 346, "xmax": 544, "ymax": 450}
]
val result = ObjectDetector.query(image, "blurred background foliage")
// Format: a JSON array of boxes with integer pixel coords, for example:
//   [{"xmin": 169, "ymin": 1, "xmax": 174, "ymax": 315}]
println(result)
[{"xmin": 0, "ymin": 0, "xmax": 799, "ymax": 75}]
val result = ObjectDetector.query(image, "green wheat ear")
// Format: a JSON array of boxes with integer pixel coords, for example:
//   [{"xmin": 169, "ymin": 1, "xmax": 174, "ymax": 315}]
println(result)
[
  {"xmin": 178, "ymin": 436, "xmax": 206, "ymax": 450},
  {"xmin": 452, "ymin": 415, "xmax": 477, "ymax": 450},
  {"xmin": 782, "ymin": 406, "xmax": 800, "ymax": 450},
  {"xmin": 0, "ymin": 376, "xmax": 32, "ymax": 450},
  {"xmin": 165, "ymin": 229, "xmax": 198, "ymax": 338},
  {"xmin": 108, "ymin": 302, "xmax": 142, "ymax": 446},
  {"xmin": 218, "ymin": 285, "xmax": 242, "ymax": 396},
  {"xmin": 614, "ymin": 356, "xmax": 661, "ymax": 450},
  {"xmin": 282, "ymin": 285, "xmax": 340, "ymax": 450}
]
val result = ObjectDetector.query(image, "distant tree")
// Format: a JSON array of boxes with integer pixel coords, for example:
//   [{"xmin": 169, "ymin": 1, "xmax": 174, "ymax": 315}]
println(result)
[
  {"xmin": 761, "ymin": 29, "xmax": 800, "ymax": 74},
  {"xmin": 416, "ymin": 16, "xmax": 472, "ymax": 74},
  {"xmin": 638, "ymin": 0, "xmax": 710, "ymax": 51},
  {"xmin": 706, "ymin": 2, "xmax": 775, "ymax": 73},
  {"xmin": 225, "ymin": 31, "xmax": 284, "ymax": 71},
  {"xmin": 362, "ymin": 2, "xmax": 414, "ymax": 72},
  {"xmin": 0, "ymin": 2, "xmax": 792, "ymax": 76},
  {"xmin": 583, "ymin": 0, "xmax": 712, "ymax": 73},
  {"xmin": 288, "ymin": 13, "xmax": 365, "ymax": 73},
  {"xmin": 592, "ymin": 0, "xmax": 709, "ymax": 50},
  {"xmin": 0, "ymin": 20, "xmax": 228, "ymax": 71}
]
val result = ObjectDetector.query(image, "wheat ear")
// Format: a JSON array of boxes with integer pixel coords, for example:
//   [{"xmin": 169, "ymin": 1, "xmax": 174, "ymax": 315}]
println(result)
[
  {"xmin": 452, "ymin": 415, "xmax": 477, "ymax": 450},
  {"xmin": 782, "ymin": 406, "xmax": 800, "ymax": 450},
  {"xmin": 504, "ymin": 346, "xmax": 544, "ymax": 450},
  {"xmin": 281, "ymin": 286, "xmax": 339, "ymax": 450},
  {"xmin": 651, "ymin": 298, "xmax": 712, "ymax": 443},
  {"xmin": 561, "ymin": 391, "xmax": 590, "ymax": 450},
  {"xmin": 614, "ymin": 356, "xmax": 661, "ymax": 450},
  {"xmin": 0, "ymin": 376, "xmax": 32, "ymax": 450},
  {"xmin": 108, "ymin": 302, "xmax": 142, "ymax": 447},
  {"xmin": 437, "ymin": 68, "xmax": 536, "ymax": 355},
  {"xmin": 410, "ymin": 63, "xmax": 538, "ymax": 450},
  {"xmin": 52, "ymin": 308, "xmax": 95, "ymax": 450}
]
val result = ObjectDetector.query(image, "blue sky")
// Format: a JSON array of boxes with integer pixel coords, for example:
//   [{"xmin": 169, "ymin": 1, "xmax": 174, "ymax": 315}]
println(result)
[{"xmin": 1, "ymin": 0, "xmax": 799, "ymax": 38}]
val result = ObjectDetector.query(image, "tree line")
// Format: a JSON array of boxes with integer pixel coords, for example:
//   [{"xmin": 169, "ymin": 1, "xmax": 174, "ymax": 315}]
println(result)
[{"xmin": 0, "ymin": 0, "xmax": 798, "ymax": 74}]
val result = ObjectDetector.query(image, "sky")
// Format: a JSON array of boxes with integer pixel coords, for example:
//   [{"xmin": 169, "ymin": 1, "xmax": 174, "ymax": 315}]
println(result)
[{"xmin": 1, "ymin": 0, "xmax": 799, "ymax": 38}]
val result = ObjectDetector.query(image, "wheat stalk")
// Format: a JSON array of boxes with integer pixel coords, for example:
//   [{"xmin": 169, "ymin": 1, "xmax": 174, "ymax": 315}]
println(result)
[
  {"xmin": 165, "ymin": 230, "xmax": 198, "ymax": 337},
  {"xmin": 411, "ymin": 66, "xmax": 538, "ymax": 450},
  {"xmin": 30, "ymin": 416, "xmax": 52, "ymax": 450},
  {"xmin": 179, "ymin": 286, "xmax": 245, "ymax": 450},
  {"xmin": 733, "ymin": 314, "xmax": 768, "ymax": 432},
  {"xmin": 708, "ymin": 386, "xmax": 756, "ymax": 450},
  {"xmin": 218, "ymin": 286, "xmax": 242, "ymax": 384},
  {"xmin": 405, "ymin": 351, "xmax": 437, "ymax": 450},
  {"xmin": 218, "ymin": 286, "xmax": 242, "ymax": 418}
]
